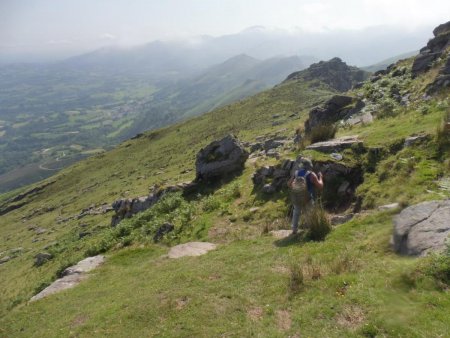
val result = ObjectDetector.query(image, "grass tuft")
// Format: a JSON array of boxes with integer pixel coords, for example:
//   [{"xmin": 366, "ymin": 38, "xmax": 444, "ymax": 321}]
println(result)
[{"xmin": 303, "ymin": 203, "xmax": 331, "ymax": 241}]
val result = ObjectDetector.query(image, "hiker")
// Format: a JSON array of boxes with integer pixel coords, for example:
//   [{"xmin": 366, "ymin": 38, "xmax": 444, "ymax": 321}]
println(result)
[{"xmin": 287, "ymin": 158, "xmax": 323, "ymax": 234}]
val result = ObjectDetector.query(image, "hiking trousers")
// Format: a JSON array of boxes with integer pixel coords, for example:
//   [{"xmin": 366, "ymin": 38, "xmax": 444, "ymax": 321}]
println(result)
[{"xmin": 291, "ymin": 201, "xmax": 314, "ymax": 232}]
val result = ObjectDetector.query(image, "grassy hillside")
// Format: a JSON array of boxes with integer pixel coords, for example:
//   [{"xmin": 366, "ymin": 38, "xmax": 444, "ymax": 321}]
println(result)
[{"xmin": 1, "ymin": 49, "xmax": 449, "ymax": 337}]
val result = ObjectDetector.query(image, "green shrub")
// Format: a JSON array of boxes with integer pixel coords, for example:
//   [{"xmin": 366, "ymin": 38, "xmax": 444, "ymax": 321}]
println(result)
[
  {"xmin": 303, "ymin": 203, "xmax": 331, "ymax": 241},
  {"xmin": 202, "ymin": 195, "xmax": 222, "ymax": 212},
  {"xmin": 308, "ymin": 123, "xmax": 337, "ymax": 143}
]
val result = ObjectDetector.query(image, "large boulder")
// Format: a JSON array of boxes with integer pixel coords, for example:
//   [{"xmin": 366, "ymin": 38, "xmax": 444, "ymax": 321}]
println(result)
[
  {"xmin": 196, "ymin": 135, "xmax": 248, "ymax": 181},
  {"xmin": 304, "ymin": 95, "xmax": 364, "ymax": 133},
  {"xmin": 393, "ymin": 200, "xmax": 450, "ymax": 256}
]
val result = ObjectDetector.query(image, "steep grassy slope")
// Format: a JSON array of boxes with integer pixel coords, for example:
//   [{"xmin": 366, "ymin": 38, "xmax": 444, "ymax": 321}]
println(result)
[
  {"xmin": 0, "ymin": 79, "xmax": 334, "ymax": 319},
  {"xmin": 1, "ymin": 48, "xmax": 449, "ymax": 337}
]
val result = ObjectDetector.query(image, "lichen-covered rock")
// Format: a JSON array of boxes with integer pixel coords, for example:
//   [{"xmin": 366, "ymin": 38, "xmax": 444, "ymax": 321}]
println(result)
[
  {"xmin": 196, "ymin": 134, "xmax": 248, "ymax": 181},
  {"xmin": 393, "ymin": 200, "xmax": 450, "ymax": 256}
]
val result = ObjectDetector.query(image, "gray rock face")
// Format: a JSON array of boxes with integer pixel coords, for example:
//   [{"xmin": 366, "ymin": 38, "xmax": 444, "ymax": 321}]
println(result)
[
  {"xmin": 433, "ymin": 21, "xmax": 450, "ymax": 36},
  {"xmin": 393, "ymin": 200, "xmax": 450, "ymax": 256},
  {"xmin": 196, "ymin": 134, "xmax": 248, "ymax": 181},
  {"xmin": 30, "ymin": 255, "xmax": 105, "ymax": 301},
  {"xmin": 306, "ymin": 136, "xmax": 363, "ymax": 153},
  {"xmin": 427, "ymin": 57, "xmax": 450, "ymax": 94},
  {"xmin": 305, "ymin": 95, "xmax": 364, "ymax": 133},
  {"xmin": 412, "ymin": 21, "xmax": 450, "ymax": 76}
]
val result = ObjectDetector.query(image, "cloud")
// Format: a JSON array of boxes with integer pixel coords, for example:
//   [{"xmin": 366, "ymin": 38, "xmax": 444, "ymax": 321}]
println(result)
[{"xmin": 99, "ymin": 33, "xmax": 117, "ymax": 41}]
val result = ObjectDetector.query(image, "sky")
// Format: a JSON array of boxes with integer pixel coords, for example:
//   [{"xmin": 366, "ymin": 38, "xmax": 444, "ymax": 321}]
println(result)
[{"xmin": 1, "ymin": 0, "xmax": 449, "ymax": 62}]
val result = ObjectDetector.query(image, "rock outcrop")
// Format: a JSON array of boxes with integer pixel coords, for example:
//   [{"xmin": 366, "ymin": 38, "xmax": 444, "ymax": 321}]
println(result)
[
  {"xmin": 196, "ymin": 134, "xmax": 248, "ymax": 181},
  {"xmin": 304, "ymin": 95, "xmax": 364, "ymax": 133},
  {"xmin": 284, "ymin": 57, "xmax": 369, "ymax": 92},
  {"xmin": 252, "ymin": 156, "xmax": 363, "ymax": 211},
  {"xmin": 393, "ymin": 200, "xmax": 450, "ymax": 256},
  {"xmin": 427, "ymin": 57, "xmax": 450, "ymax": 94},
  {"xmin": 111, "ymin": 183, "xmax": 195, "ymax": 226},
  {"xmin": 412, "ymin": 21, "xmax": 450, "ymax": 76},
  {"xmin": 306, "ymin": 136, "xmax": 363, "ymax": 153},
  {"xmin": 30, "ymin": 255, "xmax": 105, "ymax": 301}
]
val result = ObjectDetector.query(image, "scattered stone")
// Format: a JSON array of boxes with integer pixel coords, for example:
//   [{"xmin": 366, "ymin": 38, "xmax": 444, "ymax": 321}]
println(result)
[
  {"xmin": 153, "ymin": 222, "xmax": 174, "ymax": 242},
  {"xmin": 249, "ymin": 207, "xmax": 260, "ymax": 213},
  {"xmin": 378, "ymin": 203, "xmax": 400, "ymax": 211},
  {"xmin": 270, "ymin": 230, "xmax": 292, "ymax": 239},
  {"xmin": 35, "ymin": 227, "xmax": 47, "ymax": 235},
  {"xmin": 306, "ymin": 136, "xmax": 363, "ymax": 153},
  {"xmin": 168, "ymin": 242, "xmax": 216, "ymax": 259},
  {"xmin": 34, "ymin": 252, "xmax": 53, "ymax": 267},
  {"xmin": 330, "ymin": 214, "xmax": 354, "ymax": 225},
  {"xmin": 0, "ymin": 256, "xmax": 11, "ymax": 264},
  {"xmin": 272, "ymin": 114, "xmax": 280, "ymax": 119},
  {"xmin": 264, "ymin": 139, "xmax": 286, "ymax": 151},
  {"xmin": 404, "ymin": 134, "xmax": 430, "ymax": 147},
  {"xmin": 77, "ymin": 203, "xmax": 114, "ymax": 220},
  {"xmin": 30, "ymin": 255, "xmax": 105, "ymax": 301},
  {"xmin": 196, "ymin": 134, "xmax": 248, "ymax": 181},
  {"xmin": 393, "ymin": 200, "xmax": 450, "ymax": 256},
  {"xmin": 249, "ymin": 142, "xmax": 263, "ymax": 153}
]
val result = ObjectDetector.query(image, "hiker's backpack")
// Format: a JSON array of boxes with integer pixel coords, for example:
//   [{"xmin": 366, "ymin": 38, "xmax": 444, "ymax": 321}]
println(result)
[{"xmin": 290, "ymin": 169, "xmax": 313, "ymax": 207}]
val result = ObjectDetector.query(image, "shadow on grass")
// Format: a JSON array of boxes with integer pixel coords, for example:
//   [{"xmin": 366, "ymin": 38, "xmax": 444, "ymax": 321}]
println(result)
[{"xmin": 273, "ymin": 231, "xmax": 307, "ymax": 247}]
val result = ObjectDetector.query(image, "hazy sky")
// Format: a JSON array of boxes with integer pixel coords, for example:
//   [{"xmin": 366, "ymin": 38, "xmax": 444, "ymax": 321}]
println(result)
[{"xmin": 1, "ymin": 0, "xmax": 449, "ymax": 61}]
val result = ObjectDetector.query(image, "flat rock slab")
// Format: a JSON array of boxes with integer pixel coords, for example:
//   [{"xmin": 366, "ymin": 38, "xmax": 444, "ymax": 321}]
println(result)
[
  {"xmin": 30, "ymin": 255, "xmax": 105, "ymax": 302},
  {"xmin": 306, "ymin": 136, "xmax": 362, "ymax": 153},
  {"xmin": 168, "ymin": 242, "xmax": 216, "ymax": 259},
  {"xmin": 393, "ymin": 200, "xmax": 450, "ymax": 256},
  {"xmin": 270, "ymin": 230, "xmax": 292, "ymax": 239}
]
